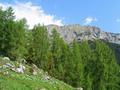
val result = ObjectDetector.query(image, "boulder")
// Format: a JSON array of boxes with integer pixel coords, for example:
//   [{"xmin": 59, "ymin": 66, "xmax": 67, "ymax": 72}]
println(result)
[
  {"xmin": 12, "ymin": 64, "xmax": 25, "ymax": 73},
  {"xmin": 76, "ymin": 87, "xmax": 83, "ymax": 90},
  {"xmin": 30, "ymin": 64, "xmax": 39, "ymax": 75},
  {"xmin": 3, "ymin": 57, "xmax": 10, "ymax": 61},
  {"xmin": 43, "ymin": 75, "xmax": 50, "ymax": 80},
  {"xmin": 5, "ymin": 63, "xmax": 14, "ymax": 68}
]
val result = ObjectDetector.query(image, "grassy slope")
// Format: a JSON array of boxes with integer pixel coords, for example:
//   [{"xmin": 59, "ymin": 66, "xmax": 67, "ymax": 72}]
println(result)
[
  {"xmin": 0, "ymin": 73, "xmax": 74, "ymax": 90},
  {"xmin": 0, "ymin": 59, "xmax": 74, "ymax": 90}
]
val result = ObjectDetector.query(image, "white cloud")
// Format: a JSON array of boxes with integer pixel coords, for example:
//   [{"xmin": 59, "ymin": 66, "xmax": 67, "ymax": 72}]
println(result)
[
  {"xmin": 83, "ymin": 17, "xmax": 97, "ymax": 25},
  {"xmin": 116, "ymin": 18, "xmax": 120, "ymax": 22},
  {"xmin": 0, "ymin": 2, "xmax": 63, "ymax": 28}
]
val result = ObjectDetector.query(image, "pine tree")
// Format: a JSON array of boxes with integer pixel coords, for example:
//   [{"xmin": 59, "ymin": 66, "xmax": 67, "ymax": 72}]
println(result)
[
  {"xmin": 94, "ymin": 40, "xmax": 119, "ymax": 90},
  {"xmin": 0, "ymin": 7, "xmax": 27, "ymax": 61},
  {"xmin": 7, "ymin": 19, "xmax": 27, "ymax": 60},
  {"xmin": 0, "ymin": 7, "xmax": 14, "ymax": 56},
  {"xmin": 64, "ymin": 41, "xmax": 84, "ymax": 87},
  {"xmin": 25, "ymin": 30, "xmax": 34, "ymax": 63},
  {"xmin": 50, "ymin": 29, "xmax": 64, "ymax": 77},
  {"xmin": 56, "ymin": 39, "xmax": 68, "ymax": 80},
  {"xmin": 71, "ymin": 41, "xmax": 84, "ymax": 87},
  {"xmin": 79, "ymin": 41, "xmax": 96, "ymax": 90},
  {"xmin": 32, "ymin": 24, "xmax": 49, "ymax": 69}
]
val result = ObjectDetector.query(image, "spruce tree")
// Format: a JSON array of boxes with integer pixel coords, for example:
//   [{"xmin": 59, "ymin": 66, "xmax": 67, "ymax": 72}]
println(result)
[
  {"xmin": 32, "ymin": 24, "xmax": 49, "ymax": 69},
  {"xmin": 50, "ymin": 29, "xmax": 64, "ymax": 77},
  {"xmin": 71, "ymin": 41, "xmax": 84, "ymax": 87},
  {"xmin": 79, "ymin": 41, "xmax": 95, "ymax": 90},
  {"xmin": 0, "ymin": 7, "xmax": 27, "ymax": 61},
  {"xmin": 8, "ymin": 19, "xmax": 27, "ymax": 60},
  {"xmin": 94, "ymin": 40, "xmax": 119, "ymax": 90},
  {"xmin": 64, "ymin": 41, "xmax": 84, "ymax": 88},
  {"xmin": 0, "ymin": 7, "xmax": 14, "ymax": 56}
]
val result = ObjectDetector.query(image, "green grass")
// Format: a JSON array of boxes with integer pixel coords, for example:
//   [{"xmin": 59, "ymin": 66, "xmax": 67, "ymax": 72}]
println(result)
[
  {"xmin": 0, "ymin": 59, "xmax": 74, "ymax": 90},
  {"xmin": 0, "ymin": 72, "xmax": 74, "ymax": 90}
]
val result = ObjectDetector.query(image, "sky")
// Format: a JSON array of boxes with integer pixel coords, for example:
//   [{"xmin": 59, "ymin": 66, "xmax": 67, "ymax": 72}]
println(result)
[{"xmin": 0, "ymin": 0, "xmax": 120, "ymax": 33}]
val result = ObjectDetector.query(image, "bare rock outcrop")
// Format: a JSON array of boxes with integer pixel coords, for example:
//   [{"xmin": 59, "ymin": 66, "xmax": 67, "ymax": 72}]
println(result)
[{"xmin": 46, "ymin": 24, "xmax": 120, "ymax": 44}]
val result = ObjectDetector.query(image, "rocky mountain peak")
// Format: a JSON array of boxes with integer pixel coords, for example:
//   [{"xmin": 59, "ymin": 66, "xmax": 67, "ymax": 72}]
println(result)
[{"xmin": 46, "ymin": 24, "xmax": 120, "ymax": 44}]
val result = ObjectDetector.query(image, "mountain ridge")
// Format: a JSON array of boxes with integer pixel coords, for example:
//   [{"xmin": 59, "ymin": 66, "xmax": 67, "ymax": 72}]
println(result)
[{"xmin": 46, "ymin": 24, "xmax": 120, "ymax": 44}]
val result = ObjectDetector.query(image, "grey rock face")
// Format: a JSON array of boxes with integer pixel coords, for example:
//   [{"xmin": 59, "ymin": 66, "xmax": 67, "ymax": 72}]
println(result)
[{"xmin": 46, "ymin": 24, "xmax": 120, "ymax": 44}]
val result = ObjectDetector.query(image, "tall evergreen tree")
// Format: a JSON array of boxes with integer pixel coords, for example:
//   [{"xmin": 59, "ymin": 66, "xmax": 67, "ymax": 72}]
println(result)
[
  {"xmin": 64, "ymin": 41, "xmax": 84, "ymax": 88},
  {"xmin": 94, "ymin": 40, "xmax": 120, "ymax": 90},
  {"xmin": 0, "ymin": 7, "xmax": 27, "ymax": 61},
  {"xmin": 7, "ymin": 19, "xmax": 27, "ymax": 60},
  {"xmin": 25, "ymin": 30, "xmax": 34, "ymax": 63},
  {"xmin": 32, "ymin": 25, "xmax": 49, "ymax": 69},
  {"xmin": 56, "ymin": 39, "xmax": 68, "ymax": 80},
  {"xmin": 50, "ymin": 29, "xmax": 64, "ymax": 77},
  {"xmin": 71, "ymin": 41, "xmax": 84, "ymax": 87},
  {"xmin": 79, "ymin": 41, "xmax": 94, "ymax": 90},
  {"xmin": 0, "ymin": 7, "xmax": 14, "ymax": 56}
]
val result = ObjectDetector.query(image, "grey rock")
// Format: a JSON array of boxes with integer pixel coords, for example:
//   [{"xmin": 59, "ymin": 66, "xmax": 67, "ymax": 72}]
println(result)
[
  {"xmin": 46, "ymin": 24, "xmax": 120, "ymax": 44},
  {"xmin": 3, "ymin": 57, "xmax": 10, "ymax": 61},
  {"xmin": 76, "ymin": 87, "xmax": 83, "ymax": 90},
  {"xmin": 12, "ymin": 64, "xmax": 25, "ymax": 73},
  {"xmin": 30, "ymin": 64, "xmax": 39, "ymax": 75},
  {"xmin": 5, "ymin": 63, "xmax": 14, "ymax": 68},
  {"xmin": 43, "ymin": 74, "xmax": 50, "ymax": 80}
]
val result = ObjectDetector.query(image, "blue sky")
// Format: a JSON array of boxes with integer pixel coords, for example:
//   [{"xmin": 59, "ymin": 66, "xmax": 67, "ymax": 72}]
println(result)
[{"xmin": 0, "ymin": 0, "xmax": 120, "ymax": 33}]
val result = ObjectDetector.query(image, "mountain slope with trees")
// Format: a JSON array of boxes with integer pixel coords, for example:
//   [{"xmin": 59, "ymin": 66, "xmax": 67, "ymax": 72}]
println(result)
[{"xmin": 0, "ymin": 7, "xmax": 120, "ymax": 90}]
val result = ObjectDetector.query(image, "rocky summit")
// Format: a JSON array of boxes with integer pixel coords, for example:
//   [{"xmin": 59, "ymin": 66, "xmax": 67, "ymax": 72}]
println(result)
[{"xmin": 46, "ymin": 24, "xmax": 120, "ymax": 44}]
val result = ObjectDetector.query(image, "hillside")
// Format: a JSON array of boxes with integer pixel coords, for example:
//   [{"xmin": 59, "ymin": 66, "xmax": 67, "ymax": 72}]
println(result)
[
  {"xmin": 0, "ymin": 7, "xmax": 120, "ymax": 90},
  {"xmin": 46, "ymin": 24, "xmax": 120, "ymax": 64},
  {"xmin": 0, "ymin": 57, "xmax": 74, "ymax": 90}
]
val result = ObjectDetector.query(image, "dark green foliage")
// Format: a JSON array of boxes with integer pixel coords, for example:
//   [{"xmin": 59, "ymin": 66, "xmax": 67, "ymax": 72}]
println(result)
[
  {"xmin": 93, "ymin": 41, "xmax": 120, "ymax": 90},
  {"xmin": 66, "ymin": 41, "xmax": 84, "ymax": 87},
  {"xmin": 8, "ymin": 19, "xmax": 27, "ymax": 60},
  {"xmin": 0, "ymin": 7, "xmax": 27, "ymax": 60},
  {"xmin": 49, "ymin": 29, "xmax": 67, "ymax": 79},
  {"xmin": 106, "ymin": 42, "xmax": 120, "ymax": 64},
  {"xmin": 79, "ymin": 41, "xmax": 95, "ymax": 90},
  {"xmin": 31, "ymin": 25, "xmax": 49, "ymax": 69},
  {"xmin": 0, "ymin": 7, "xmax": 14, "ymax": 56}
]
